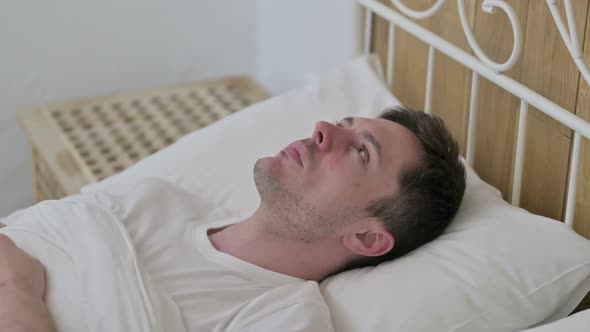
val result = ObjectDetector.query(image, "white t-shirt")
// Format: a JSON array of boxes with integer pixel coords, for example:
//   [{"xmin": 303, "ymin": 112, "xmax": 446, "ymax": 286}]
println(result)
[{"xmin": 1, "ymin": 178, "xmax": 334, "ymax": 332}]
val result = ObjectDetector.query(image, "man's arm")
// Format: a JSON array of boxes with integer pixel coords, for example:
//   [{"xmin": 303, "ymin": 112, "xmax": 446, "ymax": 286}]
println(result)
[{"xmin": 0, "ymin": 233, "xmax": 56, "ymax": 332}]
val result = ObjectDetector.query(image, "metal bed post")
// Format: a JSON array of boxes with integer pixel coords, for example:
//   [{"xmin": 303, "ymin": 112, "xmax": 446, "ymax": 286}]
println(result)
[
  {"xmin": 387, "ymin": 22, "xmax": 396, "ymax": 86},
  {"xmin": 364, "ymin": 8, "xmax": 373, "ymax": 55},
  {"xmin": 565, "ymin": 132, "xmax": 583, "ymax": 227},
  {"xmin": 466, "ymin": 72, "xmax": 480, "ymax": 166},
  {"xmin": 424, "ymin": 47, "xmax": 436, "ymax": 114},
  {"xmin": 511, "ymin": 100, "xmax": 529, "ymax": 206}
]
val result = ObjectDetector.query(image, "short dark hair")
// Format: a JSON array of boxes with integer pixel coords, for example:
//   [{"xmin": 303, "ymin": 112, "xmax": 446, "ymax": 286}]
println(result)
[{"xmin": 342, "ymin": 106, "xmax": 466, "ymax": 271}]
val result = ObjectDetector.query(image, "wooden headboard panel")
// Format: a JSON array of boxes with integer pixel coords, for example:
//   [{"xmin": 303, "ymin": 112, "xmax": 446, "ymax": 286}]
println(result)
[{"xmin": 369, "ymin": 0, "xmax": 590, "ymax": 239}]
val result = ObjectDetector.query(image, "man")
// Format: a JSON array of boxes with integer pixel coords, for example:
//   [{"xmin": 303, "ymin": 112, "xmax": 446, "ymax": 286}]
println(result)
[{"xmin": 0, "ymin": 106, "xmax": 465, "ymax": 331}]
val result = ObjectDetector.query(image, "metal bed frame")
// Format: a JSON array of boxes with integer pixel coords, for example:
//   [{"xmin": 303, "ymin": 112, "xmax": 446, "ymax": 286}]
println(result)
[{"xmin": 358, "ymin": 0, "xmax": 590, "ymax": 227}]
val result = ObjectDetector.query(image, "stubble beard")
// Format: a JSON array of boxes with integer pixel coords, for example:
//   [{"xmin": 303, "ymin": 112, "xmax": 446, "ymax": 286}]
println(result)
[{"xmin": 253, "ymin": 159, "xmax": 340, "ymax": 243}]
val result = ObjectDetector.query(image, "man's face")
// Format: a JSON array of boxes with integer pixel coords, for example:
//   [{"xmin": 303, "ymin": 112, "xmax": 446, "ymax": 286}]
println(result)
[{"xmin": 253, "ymin": 116, "xmax": 424, "ymax": 242}]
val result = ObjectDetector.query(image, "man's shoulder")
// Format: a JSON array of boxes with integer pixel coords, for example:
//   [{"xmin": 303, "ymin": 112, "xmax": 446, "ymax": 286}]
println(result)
[
  {"xmin": 234, "ymin": 281, "xmax": 334, "ymax": 331},
  {"xmin": 275, "ymin": 280, "xmax": 326, "ymax": 303},
  {"xmin": 249, "ymin": 281, "xmax": 329, "ymax": 316}
]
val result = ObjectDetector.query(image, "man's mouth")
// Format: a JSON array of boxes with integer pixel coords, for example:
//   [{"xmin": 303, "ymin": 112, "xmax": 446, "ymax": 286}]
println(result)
[{"xmin": 284, "ymin": 142, "xmax": 304, "ymax": 167}]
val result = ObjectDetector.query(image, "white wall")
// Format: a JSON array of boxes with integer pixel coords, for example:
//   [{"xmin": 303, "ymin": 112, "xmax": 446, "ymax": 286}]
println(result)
[
  {"xmin": 256, "ymin": 0, "xmax": 361, "ymax": 94},
  {"xmin": 0, "ymin": 0, "xmax": 256, "ymax": 216},
  {"xmin": 0, "ymin": 0, "xmax": 360, "ymax": 216}
]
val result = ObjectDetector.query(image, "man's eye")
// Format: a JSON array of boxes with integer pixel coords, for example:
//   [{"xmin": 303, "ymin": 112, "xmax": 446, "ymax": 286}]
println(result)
[
  {"xmin": 358, "ymin": 144, "xmax": 369, "ymax": 163},
  {"xmin": 335, "ymin": 121, "xmax": 343, "ymax": 127}
]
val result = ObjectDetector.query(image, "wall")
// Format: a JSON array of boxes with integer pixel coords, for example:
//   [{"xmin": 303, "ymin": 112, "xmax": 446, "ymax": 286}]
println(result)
[
  {"xmin": 256, "ymin": 0, "xmax": 361, "ymax": 94},
  {"xmin": 0, "ymin": 0, "xmax": 256, "ymax": 216}
]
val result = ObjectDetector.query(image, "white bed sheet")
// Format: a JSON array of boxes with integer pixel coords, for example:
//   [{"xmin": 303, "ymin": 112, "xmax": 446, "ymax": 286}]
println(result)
[{"xmin": 522, "ymin": 309, "xmax": 590, "ymax": 331}]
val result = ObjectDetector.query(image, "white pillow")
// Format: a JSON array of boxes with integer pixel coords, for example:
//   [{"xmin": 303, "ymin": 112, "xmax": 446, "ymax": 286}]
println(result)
[
  {"xmin": 321, "ymin": 163, "xmax": 590, "ymax": 332},
  {"xmin": 82, "ymin": 55, "xmax": 590, "ymax": 331}
]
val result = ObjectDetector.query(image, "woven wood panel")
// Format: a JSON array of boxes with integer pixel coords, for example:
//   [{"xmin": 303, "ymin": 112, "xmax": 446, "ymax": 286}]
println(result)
[
  {"xmin": 48, "ymin": 83, "xmax": 250, "ymax": 181},
  {"xmin": 18, "ymin": 76, "xmax": 270, "ymax": 200},
  {"xmin": 32, "ymin": 147, "xmax": 66, "ymax": 201}
]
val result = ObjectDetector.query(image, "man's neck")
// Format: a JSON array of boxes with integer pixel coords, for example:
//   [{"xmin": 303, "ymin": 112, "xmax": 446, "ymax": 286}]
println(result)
[{"xmin": 208, "ymin": 212, "xmax": 350, "ymax": 282}]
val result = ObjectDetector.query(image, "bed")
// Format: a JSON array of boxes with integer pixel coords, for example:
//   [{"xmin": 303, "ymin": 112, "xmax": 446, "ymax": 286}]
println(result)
[
  {"xmin": 356, "ymin": 0, "xmax": 590, "ymax": 329},
  {"xmin": 2, "ymin": 0, "xmax": 590, "ymax": 331}
]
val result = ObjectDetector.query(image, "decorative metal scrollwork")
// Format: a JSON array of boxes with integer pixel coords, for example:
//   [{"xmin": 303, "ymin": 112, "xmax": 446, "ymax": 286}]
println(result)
[
  {"xmin": 389, "ymin": 1, "xmax": 527, "ymax": 73},
  {"xmin": 390, "ymin": 0, "xmax": 590, "ymax": 80},
  {"xmin": 546, "ymin": 0, "xmax": 590, "ymax": 86}
]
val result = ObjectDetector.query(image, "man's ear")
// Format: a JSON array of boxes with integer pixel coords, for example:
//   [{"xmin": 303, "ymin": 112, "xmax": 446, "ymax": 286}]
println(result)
[{"xmin": 341, "ymin": 219, "xmax": 394, "ymax": 257}]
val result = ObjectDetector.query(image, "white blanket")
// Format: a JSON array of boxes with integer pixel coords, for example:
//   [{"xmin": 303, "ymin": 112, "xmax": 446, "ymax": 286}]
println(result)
[{"xmin": 0, "ymin": 192, "xmax": 186, "ymax": 332}]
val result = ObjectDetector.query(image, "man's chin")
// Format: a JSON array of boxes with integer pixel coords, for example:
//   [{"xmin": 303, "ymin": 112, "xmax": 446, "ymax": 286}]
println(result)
[
  {"xmin": 255, "ymin": 154, "xmax": 290, "ymax": 175},
  {"xmin": 254, "ymin": 156, "xmax": 277, "ymax": 175},
  {"xmin": 254, "ymin": 157, "xmax": 297, "ymax": 194},
  {"xmin": 254, "ymin": 158, "xmax": 278, "ymax": 188}
]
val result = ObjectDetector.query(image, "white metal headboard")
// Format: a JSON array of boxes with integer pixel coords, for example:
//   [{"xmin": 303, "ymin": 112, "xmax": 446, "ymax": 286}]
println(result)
[{"xmin": 357, "ymin": 0, "xmax": 590, "ymax": 228}]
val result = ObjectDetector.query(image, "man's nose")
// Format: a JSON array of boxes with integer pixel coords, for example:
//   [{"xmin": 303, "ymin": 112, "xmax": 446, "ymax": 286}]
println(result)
[{"xmin": 312, "ymin": 121, "xmax": 345, "ymax": 152}]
